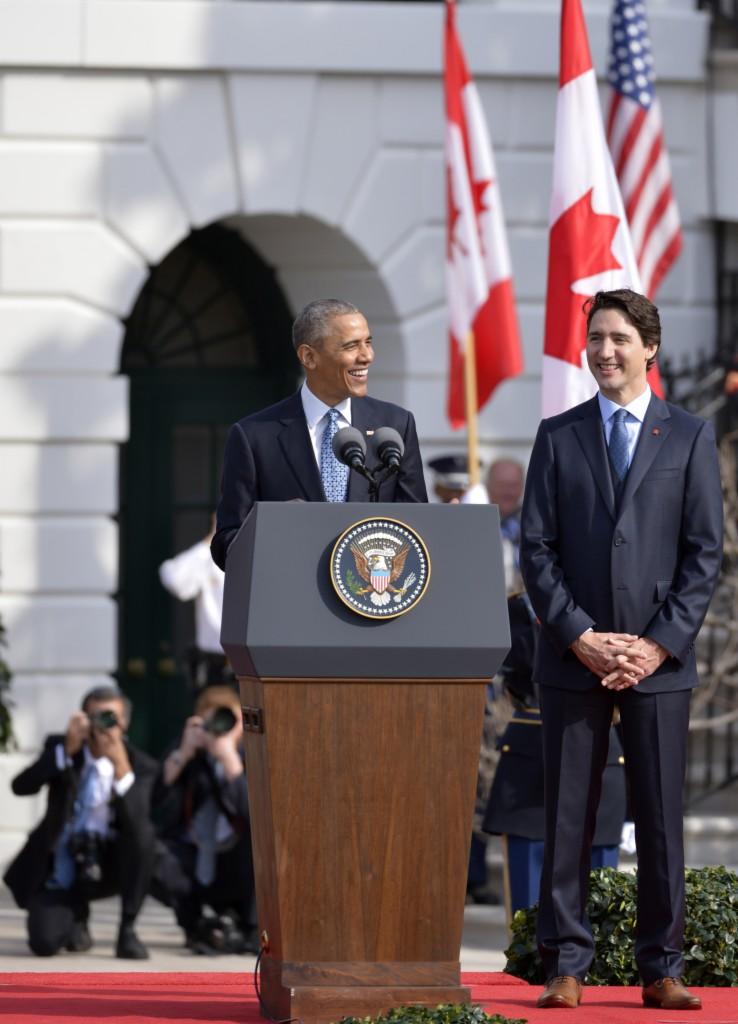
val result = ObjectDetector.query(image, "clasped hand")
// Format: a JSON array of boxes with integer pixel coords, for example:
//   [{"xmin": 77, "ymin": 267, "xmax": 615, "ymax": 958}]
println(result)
[{"xmin": 571, "ymin": 631, "xmax": 668, "ymax": 690}]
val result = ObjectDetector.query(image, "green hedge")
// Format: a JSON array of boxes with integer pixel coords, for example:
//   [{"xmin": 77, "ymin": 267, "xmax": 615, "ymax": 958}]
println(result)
[
  {"xmin": 504, "ymin": 865, "xmax": 738, "ymax": 986},
  {"xmin": 338, "ymin": 1006, "xmax": 525, "ymax": 1024},
  {"xmin": 0, "ymin": 614, "xmax": 14, "ymax": 752}
]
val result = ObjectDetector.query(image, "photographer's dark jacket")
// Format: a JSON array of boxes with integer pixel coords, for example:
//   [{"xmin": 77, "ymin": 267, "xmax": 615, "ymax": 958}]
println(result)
[
  {"xmin": 153, "ymin": 751, "xmax": 249, "ymax": 844},
  {"xmin": 3, "ymin": 734, "xmax": 158, "ymax": 909}
]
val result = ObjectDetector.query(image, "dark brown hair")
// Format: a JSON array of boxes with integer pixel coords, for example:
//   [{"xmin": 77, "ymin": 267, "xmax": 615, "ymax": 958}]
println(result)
[{"xmin": 583, "ymin": 289, "xmax": 661, "ymax": 371}]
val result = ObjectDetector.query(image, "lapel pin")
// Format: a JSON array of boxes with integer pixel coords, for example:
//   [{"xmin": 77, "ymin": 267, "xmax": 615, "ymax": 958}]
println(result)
[
  {"xmin": 366, "ymin": 429, "xmax": 375, "ymax": 436},
  {"xmin": 652, "ymin": 427, "xmax": 661, "ymax": 436}
]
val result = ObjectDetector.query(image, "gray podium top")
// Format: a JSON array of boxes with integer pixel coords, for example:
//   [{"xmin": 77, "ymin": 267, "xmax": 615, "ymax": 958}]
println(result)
[{"xmin": 221, "ymin": 502, "xmax": 510, "ymax": 680}]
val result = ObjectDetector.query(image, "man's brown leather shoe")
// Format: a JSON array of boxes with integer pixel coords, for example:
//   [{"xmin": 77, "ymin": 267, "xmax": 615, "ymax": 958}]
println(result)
[
  {"xmin": 642, "ymin": 977, "xmax": 702, "ymax": 1010},
  {"xmin": 537, "ymin": 976, "xmax": 583, "ymax": 1008}
]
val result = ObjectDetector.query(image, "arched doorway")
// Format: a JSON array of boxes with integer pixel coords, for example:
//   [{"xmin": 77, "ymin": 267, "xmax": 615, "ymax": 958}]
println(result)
[{"xmin": 118, "ymin": 223, "xmax": 296, "ymax": 753}]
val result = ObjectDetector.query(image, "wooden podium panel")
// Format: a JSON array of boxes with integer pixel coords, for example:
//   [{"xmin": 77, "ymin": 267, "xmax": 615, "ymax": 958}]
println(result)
[{"xmin": 240, "ymin": 676, "xmax": 487, "ymax": 1024}]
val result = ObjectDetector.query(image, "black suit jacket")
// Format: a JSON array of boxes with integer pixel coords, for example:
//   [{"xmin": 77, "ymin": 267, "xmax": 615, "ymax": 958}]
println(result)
[
  {"xmin": 3, "ymin": 735, "xmax": 158, "ymax": 909},
  {"xmin": 521, "ymin": 394, "xmax": 723, "ymax": 693},
  {"xmin": 212, "ymin": 391, "xmax": 428, "ymax": 569},
  {"xmin": 153, "ymin": 750, "xmax": 249, "ymax": 841}
]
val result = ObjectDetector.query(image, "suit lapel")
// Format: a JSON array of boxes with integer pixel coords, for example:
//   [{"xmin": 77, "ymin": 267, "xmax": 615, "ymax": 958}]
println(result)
[
  {"xmin": 346, "ymin": 397, "xmax": 373, "ymax": 502},
  {"xmin": 619, "ymin": 394, "xmax": 671, "ymax": 511},
  {"xmin": 572, "ymin": 397, "xmax": 617, "ymax": 520},
  {"xmin": 277, "ymin": 392, "xmax": 324, "ymax": 501}
]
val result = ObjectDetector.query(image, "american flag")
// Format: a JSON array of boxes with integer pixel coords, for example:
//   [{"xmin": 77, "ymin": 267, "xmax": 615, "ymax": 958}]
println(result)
[{"xmin": 605, "ymin": 0, "xmax": 682, "ymax": 299}]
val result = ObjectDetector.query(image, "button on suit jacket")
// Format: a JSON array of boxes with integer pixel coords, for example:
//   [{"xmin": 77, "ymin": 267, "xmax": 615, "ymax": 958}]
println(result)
[
  {"xmin": 520, "ymin": 394, "xmax": 723, "ymax": 694},
  {"xmin": 212, "ymin": 391, "xmax": 428, "ymax": 570}
]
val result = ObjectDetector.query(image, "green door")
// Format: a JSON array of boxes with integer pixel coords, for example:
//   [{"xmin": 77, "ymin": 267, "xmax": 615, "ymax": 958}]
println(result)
[{"xmin": 118, "ymin": 225, "xmax": 295, "ymax": 754}]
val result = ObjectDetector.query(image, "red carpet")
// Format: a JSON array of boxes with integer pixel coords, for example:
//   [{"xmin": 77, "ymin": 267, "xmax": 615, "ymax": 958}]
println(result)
[{"xmin": 0, "ymin": 972, "xmax": 735, "ymax": 1024}]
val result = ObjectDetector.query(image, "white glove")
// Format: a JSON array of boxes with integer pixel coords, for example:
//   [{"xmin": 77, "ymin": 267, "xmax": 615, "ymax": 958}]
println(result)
[{"xmin": 619, "ymin": 821, "xmax": 636, "ymax": 855}]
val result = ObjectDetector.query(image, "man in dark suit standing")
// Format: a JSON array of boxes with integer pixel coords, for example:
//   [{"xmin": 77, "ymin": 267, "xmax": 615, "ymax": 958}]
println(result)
[
  {"xmin": 212, "ymin": 298, "xmax": 428, "ymax": 569},
  {"xmin": 4, "ymin": 686, "xmax": 157, "ymax": 959},
  {"xmin": 521, "ymin": 289, "xmax": 723, "ymax": 1011}
]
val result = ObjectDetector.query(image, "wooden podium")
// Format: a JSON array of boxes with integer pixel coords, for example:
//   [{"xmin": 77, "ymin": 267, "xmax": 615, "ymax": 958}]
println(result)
[{"xmin": 222, "ymin": 503, "xmax": 509, "ymax": 1024}]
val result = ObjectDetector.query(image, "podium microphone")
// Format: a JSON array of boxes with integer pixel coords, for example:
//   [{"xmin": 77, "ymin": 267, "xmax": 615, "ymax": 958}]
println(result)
[
  {"xmin": 332, "ymin": 427, "xmax": 368, "ymax": 472},
  {"xmin": 372, "ymin": 427, "xmax": 405, "ymax": 471}
]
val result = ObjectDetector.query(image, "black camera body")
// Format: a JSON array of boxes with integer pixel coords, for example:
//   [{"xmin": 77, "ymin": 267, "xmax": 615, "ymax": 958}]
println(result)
[
  {"xmin": 69, "ymin": 830, "xmax": 105, "ymax": 887},
  {"xmin": 89, "ymin": 709, "xmax": 118, "ymax": 731},
  {"xmin": 203, "ymin": 706, "xmax": 237, "ymax": 737}
]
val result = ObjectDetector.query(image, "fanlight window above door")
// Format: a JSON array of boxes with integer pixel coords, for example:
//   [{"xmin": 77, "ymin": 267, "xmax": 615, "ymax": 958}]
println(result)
[{"xmin": 122, "ymin": 225, "xmax": 276, "ymax": 370}]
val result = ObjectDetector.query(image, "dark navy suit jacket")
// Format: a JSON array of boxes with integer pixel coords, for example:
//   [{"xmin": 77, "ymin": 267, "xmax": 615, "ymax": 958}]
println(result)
[
  {"xmin": 212, "ymin": 390, "xmax": 428, "ymax": 569},
  {"xmin": 521, "ymin": 393, "xmax": 723, "ymax": 693}
]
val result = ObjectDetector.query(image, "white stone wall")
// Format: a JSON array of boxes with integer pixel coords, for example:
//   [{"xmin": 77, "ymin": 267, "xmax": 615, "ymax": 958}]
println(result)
[{"xmin": 0, "ymin": 0, "xmax": 725, "ymax": 863}]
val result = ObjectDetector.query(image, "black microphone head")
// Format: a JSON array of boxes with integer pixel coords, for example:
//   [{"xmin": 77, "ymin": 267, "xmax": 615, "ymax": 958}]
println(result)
[
  {"xmin": 372, "ymin": 427, "xmax": 404, "ymax": 466},
  {"xmin": 332, "ymin": 426, "xmax": 367, "ymax": 467}
]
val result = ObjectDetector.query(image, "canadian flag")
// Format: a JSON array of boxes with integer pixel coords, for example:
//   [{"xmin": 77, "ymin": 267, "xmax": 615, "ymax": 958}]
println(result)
[
  {"xmin": 543, "ymin": 0, "xmax": 661, "ymax": 419},
  {"xmin": 445, "ymin": 0, "xmax": 523, "ymax": 429}
]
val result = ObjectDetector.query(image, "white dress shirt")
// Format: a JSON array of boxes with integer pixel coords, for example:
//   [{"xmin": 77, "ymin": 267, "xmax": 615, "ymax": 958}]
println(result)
[
  {"xmin": 55, "ymin": 744, "xmax": 135, "ymax": 834},
  {"xmin": 597, "ymin": 385, "xmax": 652, "ymax": 472},
  {"xmin": 159, "ymin": 539, "xmax": 224, "ymax": 653},
  {"xmin": 300, "ymin": 382, "xmax": 352, "ymax": 467}
]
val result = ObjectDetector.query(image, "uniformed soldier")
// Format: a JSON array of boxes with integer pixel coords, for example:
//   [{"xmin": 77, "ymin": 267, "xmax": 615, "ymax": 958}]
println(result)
[
  {"xmin": 483, "ymin": 593, "xmax": 627, "ymax": 921},
  {"xmin": 427, "ymin": 453, "xmax": 472, "ymax": 504}
]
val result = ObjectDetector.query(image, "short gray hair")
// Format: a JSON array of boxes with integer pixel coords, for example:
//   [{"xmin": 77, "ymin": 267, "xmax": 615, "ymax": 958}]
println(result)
[
  {"xmin": 81, "ymin": 685, "xmax": 132, "ymax": 725},
  {"xmin": 292, "ymin": 299, "xmax": 360, "ymax": 351}
]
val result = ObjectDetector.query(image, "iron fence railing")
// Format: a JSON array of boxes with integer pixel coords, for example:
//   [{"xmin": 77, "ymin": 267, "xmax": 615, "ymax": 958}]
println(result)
[
  {"xmin": 685, "ymin": 429, "xmax": 738, "ymax": 806},
  {"xmin": 660, "ymin": 333, "xmax": 738, "ymax": 804},
  {"xmin": 699, "ymin": 0, "xmax": 738, "ymax": 32}
]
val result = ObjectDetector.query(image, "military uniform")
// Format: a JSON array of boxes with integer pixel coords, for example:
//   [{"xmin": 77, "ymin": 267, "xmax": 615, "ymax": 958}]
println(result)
[{"xmin": 482, "ymin": 594, "xmax": 626, "ymax": 918}]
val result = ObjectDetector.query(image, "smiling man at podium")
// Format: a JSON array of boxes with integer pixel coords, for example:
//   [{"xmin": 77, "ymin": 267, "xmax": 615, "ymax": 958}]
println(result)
[{"xmin": 211, "ymin": 298, "xmax": 428, "ymax": 570}]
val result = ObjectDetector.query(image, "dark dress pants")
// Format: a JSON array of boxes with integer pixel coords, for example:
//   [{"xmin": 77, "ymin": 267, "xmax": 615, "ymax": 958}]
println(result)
[
  {"xmin": 151, "ymin": 832, "xmax": 255, "ymax": 937},
  {"xmin": 537, "ymin": 683, "xmax": 690, "ymax": 984},
  {"xmin": 27, "ymin": 826, "xmax": 155, "ymax": 957},
  {"xmin": 506, "ymin": 836, "xmax": 618, "ymax": 917}
]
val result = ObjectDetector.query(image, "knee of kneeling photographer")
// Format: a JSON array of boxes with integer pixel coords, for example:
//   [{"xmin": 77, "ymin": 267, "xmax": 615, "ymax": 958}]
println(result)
[{"xmin": 3, "ymin": 686, "xmax": 158, "ymax": 960}]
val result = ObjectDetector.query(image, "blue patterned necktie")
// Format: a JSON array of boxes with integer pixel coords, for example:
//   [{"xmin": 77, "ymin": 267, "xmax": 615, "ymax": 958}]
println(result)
[
  {"xmin": 319, "ymin": 408, "xmax": 349, "ymax": 502},
  {"xmin": 609, "ymin": 408, "xmax": 630, "ymax": 483},
  {"xmin": 50, "ymin": 764, "xmax": 98, "ymax": 889}
]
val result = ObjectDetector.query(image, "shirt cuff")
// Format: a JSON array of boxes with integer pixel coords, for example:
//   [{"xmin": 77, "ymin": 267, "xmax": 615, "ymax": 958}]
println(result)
[
  {"xmin": 113, "ymin": 771, "xmax": 135, "ymax": 797},
  {"xmin": 55, "ymin": 743, "xmax": 72, "ymax": 772}
]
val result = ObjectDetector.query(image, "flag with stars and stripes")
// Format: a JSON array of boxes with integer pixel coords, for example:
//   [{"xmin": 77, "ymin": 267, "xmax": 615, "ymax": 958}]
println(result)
[{"xmin": 605, "ymin": 0, "xmax": 682, "ymax": 299}]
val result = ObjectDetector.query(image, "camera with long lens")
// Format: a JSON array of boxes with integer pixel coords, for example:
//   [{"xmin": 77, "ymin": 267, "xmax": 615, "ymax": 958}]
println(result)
[
  {"xmin": 88, "ymin": 709, "xmax": 119, "ymax": 731},
  {"xmin": 69, "ymin": 830, "xmax": 104, "ymax": 887},
  {"xmin": 203, "ymin": 706, "xmax": 237, "ymax": 737}
]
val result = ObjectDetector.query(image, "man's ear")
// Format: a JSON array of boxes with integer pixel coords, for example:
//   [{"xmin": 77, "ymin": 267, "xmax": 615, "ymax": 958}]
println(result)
[{"xmin": 297, "ymin": 343, "xmax": 316, "ymax": 370}]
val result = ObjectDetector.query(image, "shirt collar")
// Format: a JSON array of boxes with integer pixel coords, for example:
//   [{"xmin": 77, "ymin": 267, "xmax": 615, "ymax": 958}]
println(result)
[
  {"xmin": 597, "ymin": 385, "xmax": 652, "ymax": 425},
  {"xmin": 301, "ymin": 382, "xmax": 351, "ymax": 429},
  {"xmin": 82, "ymin": 744, "xmax": 114, "ymax": 778}
]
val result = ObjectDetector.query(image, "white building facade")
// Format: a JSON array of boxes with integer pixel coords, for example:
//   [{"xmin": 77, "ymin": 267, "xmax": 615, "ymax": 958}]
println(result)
[{"xmin": 0, "ymin": 0, "xmax": 731, "ymax": 862}]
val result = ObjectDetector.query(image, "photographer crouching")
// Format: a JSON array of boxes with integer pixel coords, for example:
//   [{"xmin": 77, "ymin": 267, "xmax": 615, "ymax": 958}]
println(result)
[
  {"xmin": 151, "ymin": 686, "xmax": 257, "ymax": 954},
  {"xmin": 3, "ymin": 686, "xmax": 157, "ymax": 959}
]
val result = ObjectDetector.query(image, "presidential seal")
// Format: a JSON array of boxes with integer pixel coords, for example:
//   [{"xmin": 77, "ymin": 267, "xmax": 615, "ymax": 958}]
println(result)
[{"xmin": 330, "ymin": 517, "xmax": 430, "ymax": 620}]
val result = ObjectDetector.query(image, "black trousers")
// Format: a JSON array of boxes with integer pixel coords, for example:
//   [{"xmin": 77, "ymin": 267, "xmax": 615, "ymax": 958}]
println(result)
[
  {"xmin": 27, "ymin": 827, "xmax": 155, "ymax": 957},
  {"xmin": 151, "ymin": 833, "xmax": 255, "ymax": 937},
  {"xmin": 537, "ymin": 684, "xmax": 690, "ymax": 984}
]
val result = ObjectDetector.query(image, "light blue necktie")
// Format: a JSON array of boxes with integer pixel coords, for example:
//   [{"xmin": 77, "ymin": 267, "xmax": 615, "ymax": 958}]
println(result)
[
  {"xmin": 319, "ymin": 408, "xmax": 349, "ymax": 502},
  {"xmin": 192, "ymin": 797, "xmax": 220, "ymax": 887},
  {"xmin": 49, "ymin": 765, "xmax": 97, "ymax": 889},
  {"xmin": 609, "ymin": 408, "xmax": 630, "ymax": 483}
]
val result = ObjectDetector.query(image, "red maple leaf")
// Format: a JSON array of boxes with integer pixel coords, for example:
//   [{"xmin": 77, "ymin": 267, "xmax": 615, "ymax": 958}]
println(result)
[
  {"xmin": 446, "ymin": 164, "xmax": 464, "ymax": 262},
  {"xmin": 471, "ymin": 176, "xmax": 492, "ymax": 255},
  {"xmin": 545, "ymin": 188, "xmax": 622, "ymax": 368},
  {"xmin": 472, "ymin": 178, "xmax": 490, "ymax": 215}
]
